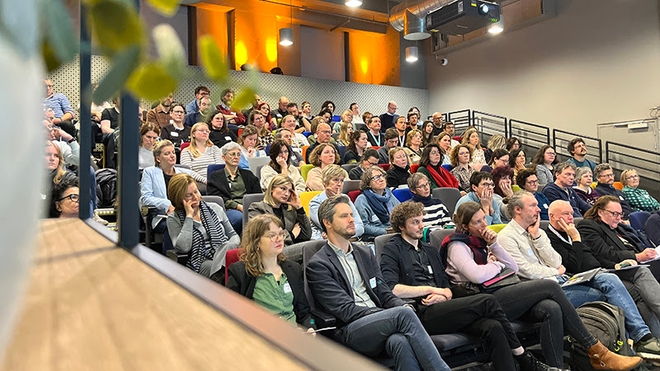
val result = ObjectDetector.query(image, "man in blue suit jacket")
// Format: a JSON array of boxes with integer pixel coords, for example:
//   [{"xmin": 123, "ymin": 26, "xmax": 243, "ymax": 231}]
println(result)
[{"xmin": 306, "ymin": 195, "xmax": 450, "ymax": 371}]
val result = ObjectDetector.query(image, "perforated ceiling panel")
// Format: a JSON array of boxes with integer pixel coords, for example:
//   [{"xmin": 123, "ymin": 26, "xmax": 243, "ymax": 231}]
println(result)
[{"xmin": 48, "ymin": 56, "xmax": 430, "ymax": 118}]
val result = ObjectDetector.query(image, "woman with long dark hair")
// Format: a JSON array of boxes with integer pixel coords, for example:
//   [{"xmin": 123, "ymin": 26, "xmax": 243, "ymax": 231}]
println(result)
[
  {"xmin": 417, "ymin": 144, "xmax": 459, "ymax": 191},
  {"xmin": 260, "ymin": 140, "xmax": 306, "ymax": 194}
]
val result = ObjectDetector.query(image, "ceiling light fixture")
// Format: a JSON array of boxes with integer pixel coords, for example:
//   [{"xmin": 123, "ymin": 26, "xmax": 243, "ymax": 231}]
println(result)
[
  {"xmin": 345, "ymin": 0, "xmax": 362, "ymax": 7},
  {"xmin": 488, "ymin": 15, "xmax": 503, "ymax": 35},
  {"xmin": 405, "ymin": 46, "xmax": 418, "ymax": 63},
  {"xmin": 279, "ymin": 28, "xmax": 293, "ymax": 46}
]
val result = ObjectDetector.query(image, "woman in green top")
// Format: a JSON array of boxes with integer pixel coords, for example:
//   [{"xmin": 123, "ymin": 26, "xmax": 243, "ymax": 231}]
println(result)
[{"xmin": 227, "ymin": 214, "xmax": 315, "ymax": 331}]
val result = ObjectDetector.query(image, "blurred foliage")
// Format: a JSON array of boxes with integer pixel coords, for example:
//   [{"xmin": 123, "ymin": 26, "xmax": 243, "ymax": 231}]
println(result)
[{"xmin": 34, "ymin": 0, "xmax": 259, "ymax": 110}]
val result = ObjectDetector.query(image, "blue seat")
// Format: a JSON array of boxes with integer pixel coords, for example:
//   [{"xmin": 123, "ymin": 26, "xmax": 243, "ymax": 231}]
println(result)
[
  {"xmin": 207, "ymin": 163, "xmax": 225, "ymax": 181},
  {"xmin": 337, "ymin": 145, "xmax": 346, "ymax": 161},
  {"xmin": 629, "ymin": 211, "xmax": 651, "ymax": 231},
  {"xmin": 302, "ymin": 131, "xmax": 312, "ymax": 138},
  {"xmin": 392, "ymin": 188, "xmax": 413, "ymax": 202},
  {"xmin": 441, "ymin": 164, "xmax": 453, "ymax": 171}
]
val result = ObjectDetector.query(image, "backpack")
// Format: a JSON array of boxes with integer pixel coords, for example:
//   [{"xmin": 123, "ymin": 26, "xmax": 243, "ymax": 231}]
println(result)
[
  {"xmin": 569, "ymin": 301, "xmax": 642, "ymax": 371},
  {"xmin": 95, "ymin": 168, "xmax": 117, "ymax": 208}
]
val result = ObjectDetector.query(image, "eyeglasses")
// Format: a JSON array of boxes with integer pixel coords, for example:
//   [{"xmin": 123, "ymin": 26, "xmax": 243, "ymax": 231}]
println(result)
[
  {"xmin": 600, "ymin": 173, "xmax": 615, "ymax": 178},
  {"xmin": 265, "ymin": 231, "xmax": 287, "ymax": 241},
  {"xmin": 627, "ymin": 175, "xmax": 639, "ymax": 180},
  {"xmin": 330, "ymin": 178, "xmax": 345, "ymax": 184},
  {"xmin": 416, "ymin": 182, "xmax": 430, "ymax": 189},
  {"xmin": 225, "ymin": 152, "xmax": 241, "ymax": 158},
  {"xmin": 46, "ymin": 84, "xmax": 54, "ymax": 88},
  {"xmin": 319, "ymin": 130, "xmax": 332, "ymax": 135},
  {"xmin": 526, "ymin": 180, "xmax": 539, "ymax": 185},
  {"xmin": 480, "ymin": 182, "xmax": 495, "ymax": 188},
  {"xmin": 367, "ymin": 161, "xmax": 379, "ymax": 166},
  {"xmin": 372, "ymin": 174, "xmax": 384, "ymax": 182},
  {"xmin": 196, "ymin": 130, "xmax": 210, "ymax": 134},
  {"xmin": 58, "ymin": 194, "xmax": 79, "ymax": 203},
  {"xmin": 603, "ymin": 209, "xmax": 624, "ymax": 218},
  {"xmin": 172, "ymin": 110, "xmax": 185, "ymax": 114}
]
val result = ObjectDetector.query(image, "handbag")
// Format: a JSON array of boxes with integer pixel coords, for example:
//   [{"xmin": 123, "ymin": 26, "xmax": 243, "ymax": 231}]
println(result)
[{"xmin": 480, "ymin": 267, "xmax": 520, "ymax": 293}]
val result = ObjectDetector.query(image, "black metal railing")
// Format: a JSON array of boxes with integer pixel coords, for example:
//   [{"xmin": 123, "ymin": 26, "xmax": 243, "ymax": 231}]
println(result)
[
  {"xmin": 509, "ymin": 119, "xmax": 551, "ymax": 156},
  {"xmin": 552, "ymin": 129, "xmax": 602, "ymax": 164},
  {"xmin": 471, "ymin": 111, "xmax": 508, "ymax": 143},
  {"xmin": 444, "ymin": 109, "xmax": 472, "ymax": 134},
  {"xmin": 605, "ymin": 141, "xmax": 660, "ymax": 200}
]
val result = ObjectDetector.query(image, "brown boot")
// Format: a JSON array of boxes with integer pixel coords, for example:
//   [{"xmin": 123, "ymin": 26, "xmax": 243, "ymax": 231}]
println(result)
[{"xmin": 587, "ymin": 341, "xmax": 643, "ymax": 371}]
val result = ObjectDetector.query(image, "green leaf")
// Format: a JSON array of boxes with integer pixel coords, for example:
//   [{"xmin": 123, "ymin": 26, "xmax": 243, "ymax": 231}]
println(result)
[
  {"xmin": 145, "ymin": 0, "xmax": 180, "ymax": 17},
  {"xmin": 126, "ymin": 62, "xmax": 178, "ymax": 101},
  {"xmin": 232, "ymin": 88, "xmax": 256, "ymax": 111},
  {"xmin": 44, "ymin": 0, "xmax": 78, "ymax": 64},
  {"xmin": 152, "ymin": 24, "xmax": 186, "ymax": 80},
  {"xmin": 87, "ymin": 0, "xmax": 144, "ymax": 57},
  {"xmin": 93, "ymin": 44, "xmax": 141, "ymax": 104},
  {"xmin": 42, "ymin": 39, "xmax": 62, "ymax": 73},
  {"xmin": 198, "ymin": 35, "xmax": 228, "ymax": 82}
]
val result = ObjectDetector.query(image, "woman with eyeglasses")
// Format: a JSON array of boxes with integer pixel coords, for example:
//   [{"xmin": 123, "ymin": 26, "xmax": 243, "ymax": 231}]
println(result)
[
  {"xmin": 333, "ymin": 110, "xmax": 354, "ymax": 134},
  {"xmin": 408, "ymin": 173, "xmax": 452, "ymax": 229},
  {"xmin": 450, "ymin": 144, "xmax": 475, "ymax": 195},
  {"xmin": 306, "ymin": 143, "xmax": 340, "ymax": 192},
  {"xmin": 530, "ymin": 145, "xmax": 558, "ymax": 190},
  {"xmin": 248, "ymin": 110, "xmax": 275, "ymax": 148},
  {"xmin": 227, "ymin": 214, "xmax": 315, "ymax": 333},
  {"xmin": 180, "ymin": 122, "xmax": 222, "ymax": 184},
  {"xmin": 488, "ymin": 149, "xmax": 510, "ymax": 169},
  {"xmin": 573, "ymin": 167, "xmax": 600, "ymax": 206},
  {"xmin": 417, "ymin": 144, "xmax": 459, "ymax": 191},
  {"xmin": 355, "ymin": 166, "xmax": 400, "ymax": 240},
  {"xmin": 207, "ymin": 110, "xmax": 238, "ymax": 150},
  {"xmin": 49, "ymin": 178, "xmax": 80, "ymax": 218},
  {"xmin": 160, "ymin": 102, "xmax": 191, "ymax": 149},
  {"xmin": 621, "ymin": 169, "xmax": 660, "ymax": 212},
  {"xmin": 167, "ymin": 173, "xmax": 239, "ymax": 282},
  {"xmin": 260, "ymin": 140, "xmax": 306, "ymax": 194},
  {"xmin": 248, "ymin": 174, "xmax": 312, "ymax": 245},
  {"xmin": 516, "ymin": 168, "xmax": 551, "ymax": 220}
]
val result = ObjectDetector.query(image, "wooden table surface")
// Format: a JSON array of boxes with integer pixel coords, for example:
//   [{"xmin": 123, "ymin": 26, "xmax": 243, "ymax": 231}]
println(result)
[{"xmin": 1, "ymin": 219, "xmax": 309, "ymax": 371}]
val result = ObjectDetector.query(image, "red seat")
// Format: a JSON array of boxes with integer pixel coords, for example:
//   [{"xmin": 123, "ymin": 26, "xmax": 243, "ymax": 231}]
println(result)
[
  {"xmin": 371, "ymin": 145, "xmax": 380, "ymax": 150},
  {"xmin": 348, "ymin": 190, "xmax": 362, "ymax": 203},
  {"xmin": 181, "ymin": 142, "xmax": 191, "ymax": 151},
  {"xmin": 410, "ymin": 164, "xmax": 419, "ymax": 173},
  {"xmin": 224, "ymin": 248, "xmax": 244, "ymax": 284},
  {"xmin": 378, "ymin": 163, "xmax": 390, "ymax": 171}
]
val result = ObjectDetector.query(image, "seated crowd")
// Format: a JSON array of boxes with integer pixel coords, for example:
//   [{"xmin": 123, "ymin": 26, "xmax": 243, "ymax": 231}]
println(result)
[{"xmin": 44, "ymin": 81, "xmax": 660, "ymax": 370}]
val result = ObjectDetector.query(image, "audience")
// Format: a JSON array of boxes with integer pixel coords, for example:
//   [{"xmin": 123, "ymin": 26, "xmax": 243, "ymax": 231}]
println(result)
[
  {"xmin": 166, "ymin": 173, "xmax": 239, "ymax": 283},
  {"xmin": 621, "ymin": 169, "xmax": 660, "ymax": 212},
  {"xmin": 435, "ymin": 132, "xmax": 453, "ymax": 165},
  {"xmin": 349, "ymin": 102, "xmax": 363, "ymax": 124},
  {"xmin": 542, "ymin": 162, "xmax": 590, "ymax": 217},
  {"xmin": 306, "ymin": 143, "xmax": 340, "ymax": 191},
  {"xmin": 47, "ymin": 121, "xmax": 79, "ymax": 167},
  {"xmin": 207, "ymin": 110, "xmax": 238, "ymax": 149},
  {"xmin": 378, "ymin": 128, "xmax": 400, "ymax": 164},
  {"xmin": 573, "ymin": 167, "xmax": 600, "ymax": 205},
  {"xmin": 180, "ymin": 122, "xmax": 221, "ymax": 184},
  {"xmin": 462, "ymin": 128, "xmax": 486, "ymax": 167},
  {"xmin": 306, "ymin": 123, "xmax": 334, "ymax": 163},
  {"xmin": 408, "ymin": 173, "xmax": 452, "ymax": 229},
  {"xmin": 566, "ymin": 138, "xmax": 597, "ymax": 172},
  {"xmin": 43, "ymin": 79, "xmax": 76, "ymax": 135},
  {"xmin": 381, "ymin": 202, "xmax": 555, "ymax": 371},
  {"xmin": 455, "ymin": 172, "xmax": 502, "ymax": 225},
  {"xmin": 530, "ymin": 145, "xmax": 557, "ymax": 190},
  {"xmin": 140, "ymin": 140, "xmax": 203, "ymax": 233},
  {"xmin": 226, "ymin": 214, "xmax": 315, "ymax": 330},
  {"xmin": 184, "ymin": 96, "xmax": 213, "ymax": 127},
  {"xmin": 185, "ymin": 85, "xmax": 210, "ymax": 114},
  {"xmin": 207, "ymin": 142, "xmax": 261, "ymax": 234},
  {"xmin": 49, "ymin": 178, "xmax": 80, "ymax": 219},
  {"xmin": 238, "ymin": 125, "xmax": 267, "ymax": 170},
  {"xmin": 516, "ymin": 168, "xmax": 550, "ymax": 220},
  {"xmin": 450, "ymin": 144, "xmax": 475, "ymax": 194},
  {"xmin": 146, "ymin": 92, "xmax": 173, "ymax": 129},
  {"xmin": 417, "ymin": 144, "xmax": 459, "ymax": 190},
  {"xmin": 138, "ymin": 122, "xmax": 159, "ymax": 169},
  {"xmin": 378, "ymin": 101, "xmax": 398, "ymax": 132},
  {"xmin": 443, "ymin": 201, "xmax": 640, "ymax": 370},
  {"xmin": 275, "ymin": 96, "xmax": 289, "ymax": 123},
  {"xmin": 366, "ymin": 116, "xmax": 384, "ymax": 147},
  {"xmin": 385, "ymin": 147, "xmax": 411, "ymax": 189},
  {"xmin": 355, "ymin": 166, "xmax": 400, "ymax": 240},
  {"xmin": 348, "ymin": 148, "xmax": 379, "ymax": 181},
  {"xmin": 217, "ymin": 88, "xmax": 246, "ymax": 125},
  {"xmin": 260, "ymin": 140, "xmax": 306, "ymax": 194},
  {"xmin": 309, "ymin": 165, "xmax": 364, "ymax": 240},
  {"xmin": 404, "ymin": 128, "xmax": 423, "ymax": 164},
  {"xmin": 594, "ymin": 163, "xmax": 633, "ymax": 218},
  {"xmin": 248, "ymin": 175, "xmax": 311, "ymax": 245},
  {"xmin": 305, "ymin": 195, "xmax": 450, "ymax": 371}
]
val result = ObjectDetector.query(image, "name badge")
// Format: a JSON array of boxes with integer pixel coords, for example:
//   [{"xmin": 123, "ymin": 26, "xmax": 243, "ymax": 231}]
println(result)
[
  {"xmin": 225, "ymin": 136, "xmax": 232, "ymax": 141},
  {"xmin": 619, "ymin": 196, "xmax": 624, "ymax": 201},
  {"xmin": 369, "ymin": 277, "xmax": 377, "ymax": 289},
  {"xmin": 543, "ymin": 203, "xmax": 548, "ymax": 209},
  {"xmin": 428, "ymin": 265, "xmax": 433, "ymax": 274},
  {"xmin": 371, "ymin": 214, "xmax": 379, "ymax": 222},
  {"xmin": 282, "ymin": 282, "xmax": 292, "ymax": 294},
  {"xmin": 170, "ymin": 131, "xmax": 179, "ymax": 137}
]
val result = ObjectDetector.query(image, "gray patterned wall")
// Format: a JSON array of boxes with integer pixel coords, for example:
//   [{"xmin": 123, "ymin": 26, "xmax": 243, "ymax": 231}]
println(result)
[{"xmin": 47, "ymin": 56, "xmax": 430, "ymax": 119}]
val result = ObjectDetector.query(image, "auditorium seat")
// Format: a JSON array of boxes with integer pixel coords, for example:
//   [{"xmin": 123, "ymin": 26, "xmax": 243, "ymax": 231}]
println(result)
[
  {"xmin": 431, "ymin": 188, "xmax": 461, "ymax": 215},
  {"xmin": 342, "ymin": 180, "xmax": 361, "ymax": 193}
]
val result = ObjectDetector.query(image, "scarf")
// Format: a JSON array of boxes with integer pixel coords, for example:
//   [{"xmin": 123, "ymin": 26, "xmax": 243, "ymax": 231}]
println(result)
[
  {"xmin": 177, "ymin": 201, "xmax": 229, "ymax": 273},
  {"xmin": 362, "ymin": 188, "xmax": 392, "ymax": 224},
  {"xmin": 426, "ymin": 164, "xmax": 459, "ymax": 188},
  {"xmin": 439, "ymin": 232, "xmax": 488, "ymax": 267}
]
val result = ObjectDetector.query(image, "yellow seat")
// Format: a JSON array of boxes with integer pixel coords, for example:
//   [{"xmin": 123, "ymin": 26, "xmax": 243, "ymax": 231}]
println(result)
[
  {"xmin": 512, "ymin": 184, "xmax": 522, "ymax": 193},
  {"xmin": 300, "ymin": 191, "xmax": 322, "ymax": 216},
  {"xmin": 487, "ymin": 224, "xmax": 506, "ymax": 234},
  {"xmin": 591, "ymin": 182, "xmax": 597, "ymax": 189},
  {"xmin": 300, "ymin": 164, "xmax": 315, "ymax": 181}
]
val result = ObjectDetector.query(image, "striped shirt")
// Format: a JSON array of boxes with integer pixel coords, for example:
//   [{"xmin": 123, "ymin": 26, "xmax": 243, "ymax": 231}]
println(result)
[{"xmin": 180, "ymin": 145, "xmax": 223, "ymax": 182}]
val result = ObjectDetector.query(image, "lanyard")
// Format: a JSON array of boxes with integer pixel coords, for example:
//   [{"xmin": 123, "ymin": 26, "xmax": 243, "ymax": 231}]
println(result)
[
  {"xmin": 547, "ymin": 224, "xmax": 572, "ymax": 246},
  {"xmin": 370, "ymin": 132, "xmax": 381, "ymax": 146}
]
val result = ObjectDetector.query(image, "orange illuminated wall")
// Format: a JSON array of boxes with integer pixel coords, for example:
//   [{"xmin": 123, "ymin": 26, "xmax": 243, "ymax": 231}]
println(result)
[
  {"xmin": 196, "ymin": 5, "xmax": 231, "ymax": 63},
  {"xmin": 348, "ymin": 28, "xmax": 400, "ymax": 86}
]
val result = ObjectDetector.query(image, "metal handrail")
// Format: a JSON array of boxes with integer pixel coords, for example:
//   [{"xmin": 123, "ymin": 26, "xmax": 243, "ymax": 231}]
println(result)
[
  {"xmin": 472, "ymin": 110, "xmax": 508, "ymax": 140},
  {"xmin": 552, "ymin": 129, "xmax": 603, "ymax": 164},
  {"xmin": 508, "ymin": 119, "xmax": 551, "ymax": 153}
]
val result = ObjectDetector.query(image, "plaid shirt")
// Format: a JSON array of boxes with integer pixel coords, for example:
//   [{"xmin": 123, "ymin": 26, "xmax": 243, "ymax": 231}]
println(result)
[{"xmin": 622, "ymin": 186, "xmax": 660, "ymax": 212}]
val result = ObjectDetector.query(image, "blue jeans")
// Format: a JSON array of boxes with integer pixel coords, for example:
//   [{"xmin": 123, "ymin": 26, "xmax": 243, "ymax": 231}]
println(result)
[
  {"xmin": 563, "ymin": 272, "xmax": 651, "ymax": 343},
  {"xmin": 225, "ymin": 209, "xmax": 243, "ymax": 235},
  {"xmin": 617, "ymin": 267, "xmax": 660, "ymax": 338},
  {"xmin": 341, "ymin": 306, "xmax": 450, "ymax": 371}
]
